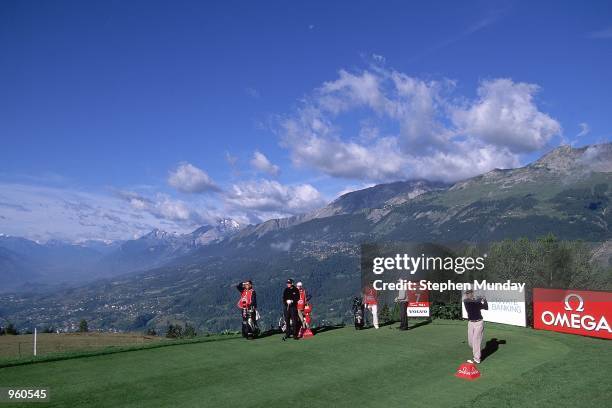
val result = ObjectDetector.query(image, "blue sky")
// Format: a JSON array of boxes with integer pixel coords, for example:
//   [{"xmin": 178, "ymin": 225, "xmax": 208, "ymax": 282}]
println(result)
[{"xmin": 0, "ymin": 0, "xmax": 611, "ymax": 241}]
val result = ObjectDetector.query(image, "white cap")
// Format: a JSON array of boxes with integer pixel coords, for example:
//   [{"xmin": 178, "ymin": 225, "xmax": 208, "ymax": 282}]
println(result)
[{"xmin": 296, "ymin": 281, "xmax": 303, "ymax": 287}]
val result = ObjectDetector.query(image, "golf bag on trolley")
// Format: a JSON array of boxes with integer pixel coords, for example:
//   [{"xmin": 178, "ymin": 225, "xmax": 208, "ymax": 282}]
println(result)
[
  {"xmin": 352, "ymin": 297, "xmax": 365, "ymax": 330},
  {"xmin": 278, "ymin": 314, "xmax": 290, "ymax": 333},
  {"xmin": 300, "ymin": 303, "xmax": 314, "ymax": 338},
  {"xmin": 278, "ymin": 309, "xmax": 297, "ymax": 335},
  {"xmin": 241, "ymin": 307, "xmax": 260, "ymax": 339}
]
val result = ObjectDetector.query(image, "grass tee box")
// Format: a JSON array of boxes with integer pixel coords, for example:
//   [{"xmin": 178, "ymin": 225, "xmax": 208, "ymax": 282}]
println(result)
[{"xmin": 0, "ymin": 320, "xmax": 610, "ymax": 408}]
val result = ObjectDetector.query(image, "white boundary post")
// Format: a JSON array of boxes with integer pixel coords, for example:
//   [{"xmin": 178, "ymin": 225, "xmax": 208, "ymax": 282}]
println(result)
[{"xmin": 33, "ymin": 327, "xmax": 37, "ymax": 356}]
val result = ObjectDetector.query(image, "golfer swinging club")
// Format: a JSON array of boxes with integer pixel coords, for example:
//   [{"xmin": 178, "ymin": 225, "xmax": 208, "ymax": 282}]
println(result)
[{"xmin": 463, "ymin": 289, "xmax": 488, "ymax": 364}]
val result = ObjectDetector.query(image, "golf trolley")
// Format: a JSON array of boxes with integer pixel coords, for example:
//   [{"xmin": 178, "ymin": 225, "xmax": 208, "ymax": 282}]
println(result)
[
  {"xmin": 352, "ymin": 297, "xmax": 365, "ymax": 330},
  {"xmin": 278, "ymin": 309, "xmax": 299, "ymax": 339},
  {"xmin": 241, "ymin": 307, "xmax": 260, "ymax": 339}
]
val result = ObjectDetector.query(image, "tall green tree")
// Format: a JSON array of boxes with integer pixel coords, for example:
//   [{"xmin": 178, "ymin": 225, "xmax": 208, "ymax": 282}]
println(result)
[{"xmin": 78, "ymin": 319, "xmax": 89, "ymax": 333}]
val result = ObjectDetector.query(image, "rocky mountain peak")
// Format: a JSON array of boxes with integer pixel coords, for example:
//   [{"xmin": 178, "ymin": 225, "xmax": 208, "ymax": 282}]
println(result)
[
  {"xmin": 142, "ymin": 229, "xmax": 178, "ymax": 241},
  {"xmin": 217, "ymin": 218, "xmax": 240, "ymax": 231},
  {"xmin": 530, "ymin": 143, "xmax": 612, "ymax": 173}
]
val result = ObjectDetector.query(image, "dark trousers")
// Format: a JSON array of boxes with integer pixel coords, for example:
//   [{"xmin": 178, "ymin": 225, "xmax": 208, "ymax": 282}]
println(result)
[
  {"xmin": 399, "ymin": 301, "xmax": 408, "ymax": 329},
  {"xmin": 241, "ymin": 313, "xmax": 249, "ymax": 337},
  {"xmin": 284, "ymin": 304, "xmax": 300, "ymax": 338}
]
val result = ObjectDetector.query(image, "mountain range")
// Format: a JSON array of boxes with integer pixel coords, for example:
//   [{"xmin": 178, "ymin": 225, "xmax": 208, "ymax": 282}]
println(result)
[
  {"xmin": 0, "ymin": 218, "xmax": 241, "ymax": 292},
  {"xmin": 0, "ymin": 143, "xmax": 610, "ymax": 332}
]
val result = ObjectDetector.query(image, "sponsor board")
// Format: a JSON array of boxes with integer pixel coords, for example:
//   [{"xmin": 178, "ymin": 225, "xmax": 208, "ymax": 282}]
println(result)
[
  {"xmin": 462, "ymin": 287, "xmax": 526, "ymax": 327},
  {"xmin": 407, "ymin": 288, "xmax": 430, "ymax": 317},
  {"xmin": 533, "ymin": 288, "xmax": 612, "ymax": 339}
]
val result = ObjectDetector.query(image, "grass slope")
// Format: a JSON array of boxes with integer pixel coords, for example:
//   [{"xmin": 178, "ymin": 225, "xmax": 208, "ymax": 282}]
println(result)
[{"xmin": 0, "ymin": 321, "xmax": 610, "ymax": 408}]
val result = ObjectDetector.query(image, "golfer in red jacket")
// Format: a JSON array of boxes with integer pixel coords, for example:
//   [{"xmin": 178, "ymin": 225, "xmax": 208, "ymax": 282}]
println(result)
[
  {"xmin": 296, "ymin": 282, "xmax": 310, "ymax": 329},
  {"xmin": 363, "ymin": 281, "xmax": 379, "ymax": 329}
]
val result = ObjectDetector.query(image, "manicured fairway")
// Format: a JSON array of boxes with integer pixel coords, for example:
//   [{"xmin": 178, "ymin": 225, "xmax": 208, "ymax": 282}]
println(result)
[{"xmin": 0, "ymin": 320, "xmax": 610, "ymax": 408}]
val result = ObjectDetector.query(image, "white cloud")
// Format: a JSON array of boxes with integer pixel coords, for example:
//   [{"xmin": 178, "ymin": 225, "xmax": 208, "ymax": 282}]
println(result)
[
  {"xmin": 152, "ymin": 195, "xmax": 193, "ymax": 222},
  {"xmin": 576, "ymin": 122, "xmax": 590, "ymax": 138},
  {"xmin": 406, "ymin": 142, "xmax": 520, "ymax": 181},
  {"xmin": 318, "ymin": 69, "xmax": 387, "ymax": 114},
  {"xmin": 245, "ymin": 87, "xmax": 260, "ymax": 98},
  {"xmin": 225, "ymin": 152, "xmax": 238, "ymax": 166},
  {"xmin": 334, "ymin": 183, "xmax": 376, "ymax": 199},
  {"xmin": 452, "ymin": 79, "xmax": 562, "ymax": 153},
  {"xmin": 271, "ymin": 239, "xmax": 293, "ymax": 251},
  {"xmin": 280, "ymin": 68, "xmax": 561, "ymax": 182},
  {"xmin": 168, "ymin": 162, "xmax": 220, "ymax": 194},
  {"xmin": 0, "ymin": 184, "xmax": 204, "ymax": 242},
  {"xmin": 225, "ymin": 151, "xmax": 241, "ymax": 178},
  {"xmin": 0, "ymin": 175, "xmax": 326, "ymax": 241},
  {"xmin": 225, "ymin": 179, "xmax": 325, "ymax": 218},
  {"xmin": 283, "ymin": 115, "xmax": 406, "ymax": 180},
  {"xmin": 579, "ymin": 144, "xmax": 612, "ymax": 172},
  {"xmin": 118, "ymin": 190, "xmax": 217, "ymax": 226},
  {"xmin": 390, "ymin": 72, "xmax": 453, "ymax": 152},
  {"xmin": 372, "ymin": 53, "xmax": 386, "ymax": 64},
  {"xmin": 117, "ymin": 190, "xmax": 153, "ymax": 211},
  {"xmin": 250, "ymin": 150, "xmax": 280, "ymax": 176}
]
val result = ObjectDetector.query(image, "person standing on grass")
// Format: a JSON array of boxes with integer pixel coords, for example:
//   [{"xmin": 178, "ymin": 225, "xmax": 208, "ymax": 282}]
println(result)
[
  {"xmin": 282, "ymin": 279, "xmax": 301, "ymax": 340},
  {"xmin": 463, "ymin": 289, "xmax": 488, "ymax": 364},
  {"xmin": 236, "ymin": 280, "xmax": 257, "ymax": 338},
  {"xmin": 363, "ymin": 281, "xmax": 379, "ymax": 329},
  {"xmin": 394, "ymin": 280, "xmax": 409, "ymax": 330},
  {"xmin": 296, "ymin": 282, "xmax": 310, "ymax": 330}
]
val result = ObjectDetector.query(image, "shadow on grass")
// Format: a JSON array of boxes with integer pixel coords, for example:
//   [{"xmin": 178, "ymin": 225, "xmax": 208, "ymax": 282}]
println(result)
[
  {"xmin": 313, "ymin": 324, "xmax": 345, "ymax": 334},
  {"xmin": 481, "ymin": 338, "xmax": 507, "ymax": 361},
  {"xmin": 254, "ymin": 324, "xmax": 345, "ymax": 340},
  {"xmin": 408, "ymin": 319, "xmax": 433, "ymax": 330},
  {"xmin": 255, "ymin": 329, "xmax": 281, "ymax": 339}
]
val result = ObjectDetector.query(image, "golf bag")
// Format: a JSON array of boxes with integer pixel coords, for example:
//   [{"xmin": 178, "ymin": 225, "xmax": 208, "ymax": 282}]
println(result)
[
  {"xmin": 303, "ymin": 303, "xmax": 313, "ymax": 327},
  {"xmin": 278, "ymin": 314, "xmax": 289, "ymax": 333},
  {"xmin": 241, "ymin": 307, "xmax": 260, "ymax": 339},
  {"xmin": 278, "ymin": 312, "xmax": 297, "ymax": 334},
  {"xmin": 352, "ymin": 297, "xmax": 365, "ymax": 330},
  {"xmin": 301, "ymin": 304, "xmax": 314, "ymax": 338}
]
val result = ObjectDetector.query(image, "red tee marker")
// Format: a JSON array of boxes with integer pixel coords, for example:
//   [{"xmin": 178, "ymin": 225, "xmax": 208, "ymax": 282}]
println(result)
[
  {"xmin": 455, "ymin": 362, "xmax": 481, "ymax": 380},
  {"xmin": 302, "ymin": 328, "xmax": 314, "ymax": 338}
]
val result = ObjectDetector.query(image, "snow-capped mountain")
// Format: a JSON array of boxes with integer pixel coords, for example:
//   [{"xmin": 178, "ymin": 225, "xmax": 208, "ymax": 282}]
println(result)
[
  {"xmin": 0, "ymin": 219, "xmax": 243, "ymax": 291},
  {"xmin": 190, "ymin": 218, "xmax": 241, "ymax": 245}
]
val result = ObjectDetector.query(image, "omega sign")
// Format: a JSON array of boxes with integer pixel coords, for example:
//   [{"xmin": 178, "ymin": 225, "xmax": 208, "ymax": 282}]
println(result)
[{"xmin": 533, "ymin": 288, "xmax": 612, "ymax": 339}]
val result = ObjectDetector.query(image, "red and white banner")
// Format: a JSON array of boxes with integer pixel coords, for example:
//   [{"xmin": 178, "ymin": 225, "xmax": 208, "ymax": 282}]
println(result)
[
  {"xmin": 407, "ymin": 288, "xmax": 430, "ymax": 317},
  {"xmin": 533, "ymin": 288, "xmax": 612, "ymax": 339}
]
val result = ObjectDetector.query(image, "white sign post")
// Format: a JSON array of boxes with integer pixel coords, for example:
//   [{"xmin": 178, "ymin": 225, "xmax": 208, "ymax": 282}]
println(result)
[{"xmin": 33, "ymin": 327, "xmax": 37, "ymax": 356}]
